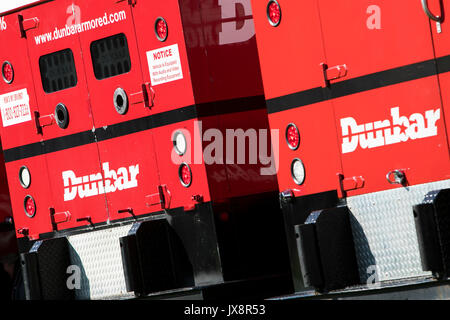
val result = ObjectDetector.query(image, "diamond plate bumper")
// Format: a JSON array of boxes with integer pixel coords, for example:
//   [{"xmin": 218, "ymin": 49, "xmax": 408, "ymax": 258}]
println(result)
[{"xmin": 347, "ymin": 179, "xmax": 450, "ymax": 283}]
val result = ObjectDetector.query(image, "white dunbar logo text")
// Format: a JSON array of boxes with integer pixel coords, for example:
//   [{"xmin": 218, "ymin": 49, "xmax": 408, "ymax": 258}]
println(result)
[
  {"xmin": 63, "ymin": 162, "xmax": 139, "ymax": 201},
  {"xmin": 341, "ymin": 107, "xmax": 440, "ymax": 154}
]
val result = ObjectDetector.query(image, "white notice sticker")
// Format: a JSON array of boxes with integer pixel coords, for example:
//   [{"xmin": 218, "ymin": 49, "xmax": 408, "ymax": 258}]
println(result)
[
  {"xmin": 147, "ymin": 44, "xmax": 184, "ymax": 86},
  {"xmin": 0, "ymin": 88, "xmax": 32, "ymax": 127}
]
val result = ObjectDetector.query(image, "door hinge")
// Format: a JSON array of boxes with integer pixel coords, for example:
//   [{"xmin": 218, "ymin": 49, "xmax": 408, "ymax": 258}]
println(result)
[
  {"xmin": 18, "ymin": 15, "xmax": 39, "ymax": 38},
  {"xmin": 146, "ymin": 185, "xmax": 171, "ymax": 210},
  {"xmin": 130, "ymin": 83, "xmax": 155, "ymax": 108},
  {"xmin": 321, "ymin": 63, "xmax": 347, "ymax": 87},
  {"xmin": 34, "ymin": 111, "xmax": 55, "ymax": 134}
]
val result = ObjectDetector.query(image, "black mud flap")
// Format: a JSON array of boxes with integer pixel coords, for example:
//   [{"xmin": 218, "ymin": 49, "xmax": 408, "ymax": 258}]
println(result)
[
  {"xmin": 20, "ymin": 237, "xmax": 73, "ymax": 300},
  {"xmin": 120, "ymin": 218, "xmax": 195, "ymax": 296},
  {"xmin": 120, "ymin": 203, "xmax": 223, "ymax": 297},
  {"xmin": 414, "ymin": 188, "xmax": 450, "ymax": 278},
  {"xmin": 295, "ymin": 206, "xmax": 360, "ymax": 292}
]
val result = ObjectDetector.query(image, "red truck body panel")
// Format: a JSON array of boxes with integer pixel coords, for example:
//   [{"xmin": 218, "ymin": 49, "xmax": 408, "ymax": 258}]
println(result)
[
  {"xmin": 0, "ymin": 0, "xmax": 276, "ymax": 240},
  {"xmin": 251, "ymin": 0, "xmax": 450, "ymax": 198}
]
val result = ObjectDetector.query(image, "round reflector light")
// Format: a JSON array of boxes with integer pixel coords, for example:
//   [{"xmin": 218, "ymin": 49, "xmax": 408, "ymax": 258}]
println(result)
[
  {"xmin": 24, "ymin": 195, "xmax": 36, "ymax": 218},
  {"xmin": 2, "ymin": 61, "xmax": 14, "ymax": 84},
  {"xmin": 155, "ymin": 17, "xmax": 168, "ymax": 42},
  {"xmin": 173, "ymin": 131, "xmax": 187, "ymax": 156},
  {"xmin": 179, "ymin": 163, "xmax": 192, "ymax": 187},
  {"xmin": 286, "ymin": 123, "xmax": 300, "ymax": 150},
  {"xmin": 291, "ymin": 158, "xmax": 305, "ymax": 185},
  {"xmin": 19, "ymin": 166, "xmax": 31, "ymax": 189},
  {"xmin": 267, "ymin": 0, "xmax": 281, "ymax": 27}
]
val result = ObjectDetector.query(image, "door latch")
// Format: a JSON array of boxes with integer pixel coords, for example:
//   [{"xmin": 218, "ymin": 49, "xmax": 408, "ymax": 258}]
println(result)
[
  {"xmin": 18, "ymin": 15, "xmax": 39, "ymax": 38},
  {"xmin": 50, "ymin": 208, "xmax": 71, "ymax": 231},
  {"xmin": 338, "ymin": 174, "xmax": 365, "ymax": 197},
  {"xmin": 321, "ymin": 63, "xmax": 348, "ymax": 87},
  {"xmin": 146, "ymin": 185, "xmax": 171, "ymax": 210},
  {"xmin": 130, "ymin": 83, "xmax": 155, "ymax": 108},
  {"xmin": 34, "ymin": 111, "xmax": 55, "ymax": 134}
]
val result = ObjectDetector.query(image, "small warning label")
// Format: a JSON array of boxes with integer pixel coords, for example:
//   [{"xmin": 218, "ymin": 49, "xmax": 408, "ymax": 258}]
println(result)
[
  {"xmin": 147, "ymin": 44, "xmax": 183, "ymax": 86},
  {"xmin": 0, "ymin": 89, "xmax": 32, "ymax": 127}
]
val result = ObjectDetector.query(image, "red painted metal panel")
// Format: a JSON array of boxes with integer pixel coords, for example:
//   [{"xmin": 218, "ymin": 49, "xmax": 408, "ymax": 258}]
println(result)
[
  {"xmin": 151, "ymin": 119, "xmax": 212, "ymax": 211},
  {"xmin": 250, "ymin": 0, "xmax": 326, "ymax": 100},
  {"xmin": 5, "ymin": 157, "xmax": 54, "ymax": 239},
  {"xmin": 318, "ymin": 0, "xmax": 437, "ymax": 82},
  {"xmin": 250, "ymin": 0, "xmax": 341, "ymax": 196},
  {"xmin": 318, "ymin": 0, "xmax": 448, "ymax": 195},
  {"xmin": 0, "ymin": 9, "xmax": 63, "ymax": 238},
  {"xmin": 74, "ymin": 0, "xmax": 163, "ymax": 221},
  {"xmin": 1, "ymin": 0, "xmax": 279, "ymax": 240},
  {"xmin": 19, "ymin": 0, "xmax": 108, "ymax": 232},
  {"xmin": 131, "ymin": 0, "xmax": 195, "ymax": 113},
  {"xmin": 334, "ymin": 78, "xmax": 448, "ymax": 196},
  {"xmin": 268, "ymin": 102, "xmax": 343, "ymax": 197},
  {"xmin": 252, "ymin": 0, "xmax": 449, "ymax": 198},
  {"xmin": 178, "ymin": 0, "xmax": 277, "ymax": 199},
  {"xmin": 0, "ymin": 12, "xmax": 41, "ymax": 149}
]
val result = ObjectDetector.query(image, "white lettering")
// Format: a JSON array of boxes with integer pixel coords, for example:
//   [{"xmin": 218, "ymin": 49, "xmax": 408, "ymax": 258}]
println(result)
[
  {"xmin": 341, "ymin": 107, "xmax": 441, "ymax": 154},
  {"xmin": 62, "ymin": 162, "xmax": 140, "ymax": 201},
  {"xmin": 218, "ymin": 0, "xmax": 255, "ymax": 45}
]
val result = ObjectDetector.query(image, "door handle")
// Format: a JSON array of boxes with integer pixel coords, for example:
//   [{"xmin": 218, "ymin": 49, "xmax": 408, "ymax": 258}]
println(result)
[
  {"xmin": 18, "ymin": 15, "xmax": 39, "ymax": 38},
  {"xmin": 130, "ymin": 83, "xmax": 155, "ymax": 109},
  {"xmin": 34, "ymin": 111, "xmax": 55, "ymax": 134},
  {"xmin": 320, "ymin": 63, "xmax": 347, "ymax": 87},
  {"xmin": 421, "ymin": 0, "xmax": 443, "ymax": 22}
]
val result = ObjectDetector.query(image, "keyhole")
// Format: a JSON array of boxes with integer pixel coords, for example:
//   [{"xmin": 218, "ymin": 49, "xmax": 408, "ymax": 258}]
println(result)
[
  {"xmin": 113, "ymin": 88, "xmax": 128, "ymax": 115},
  {"xmin": 116, "ymin": 95, "xmax": 124, "ymax": 109}
]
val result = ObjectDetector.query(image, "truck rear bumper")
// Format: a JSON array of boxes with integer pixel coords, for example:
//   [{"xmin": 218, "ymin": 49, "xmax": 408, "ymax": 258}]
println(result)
[{"xmin": 280, "ymin": 179, "xmax": 450, "ymax": 295}]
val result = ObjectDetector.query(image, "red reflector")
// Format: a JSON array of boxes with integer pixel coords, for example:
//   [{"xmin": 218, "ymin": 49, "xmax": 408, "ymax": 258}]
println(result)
[
  {"xmin": 155, "ymin": 18, "xmax": 168, "ymax": 42},
  {"xmin": 179, "ymin": 163, "xmax": 192, "ymax": 187},
  {"xmin": 24, "ymin": 195, "xmax": 36, "ymax": 218},
  {"xmin": 267, "ymin": 1, "xmax": 281, "ymax": 26},
  {"xmin": 286, "ymin": 124, "xmax": 300, "ymax": 150},
  {"xmin": 2, "ymin": 61, "xmax": 14, "ymax": 84}
]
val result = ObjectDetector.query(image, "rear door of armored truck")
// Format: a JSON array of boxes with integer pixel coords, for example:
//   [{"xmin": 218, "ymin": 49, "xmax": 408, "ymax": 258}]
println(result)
[
  {"xmin": 0, "ymin": 4, "xmax": 56, "ymax": 239},
  {"xmin": 74, "ymin": 0, "xmax": 162, "ymax": 222}
]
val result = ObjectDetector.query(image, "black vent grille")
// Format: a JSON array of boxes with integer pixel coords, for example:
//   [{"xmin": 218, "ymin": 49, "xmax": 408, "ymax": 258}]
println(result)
[
  {"xmin": 39, "ymin": 49, "xmax": 77, "ymax": 93},
  {"xmin": 90, "ymin": 33, "xmax": 131, "ymax": 80}
]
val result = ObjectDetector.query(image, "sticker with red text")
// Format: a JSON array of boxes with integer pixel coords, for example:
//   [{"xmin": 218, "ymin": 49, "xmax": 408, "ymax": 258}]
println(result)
[
  {"xmin": 147, "ymin": 44, "xmax": 183, "ymax": 86},
  {"xmin": 0, "ymin": 89, "xmax": 32, "ymax": 127}
]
